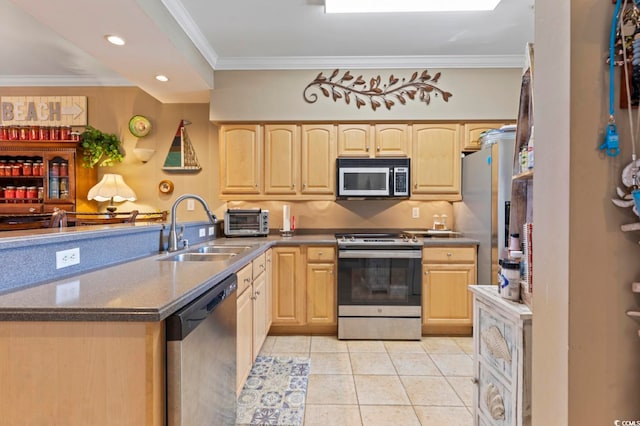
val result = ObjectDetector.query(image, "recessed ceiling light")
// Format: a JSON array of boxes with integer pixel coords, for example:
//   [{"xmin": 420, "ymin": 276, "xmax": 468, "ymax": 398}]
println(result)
[
  {"xmin": 155, "ymin": 75, "xmax": 169, "ymax": 82},
  {"xmin": 325, "ymin": 0, "xmax": 501, "ymax": 13},
  {"xmin": 105, "ymin": 35, "xmax": 126, "ymax": 46}
]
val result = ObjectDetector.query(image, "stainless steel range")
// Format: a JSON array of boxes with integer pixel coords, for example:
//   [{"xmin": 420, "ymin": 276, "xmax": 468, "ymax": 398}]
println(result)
[{"xmin": 336, "ymin": 232, "xmax": 422, "ymax": 340}]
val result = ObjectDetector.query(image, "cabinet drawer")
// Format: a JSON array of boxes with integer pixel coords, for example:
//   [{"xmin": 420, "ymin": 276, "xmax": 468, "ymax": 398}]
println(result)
[
  {"xmin": 252, "ymin": 253, "xmax": 266, "ymax": 279},
  {"xmin": 477, "ymin": 301, "xmax": 517, "ymax": 386},
  {"xmin": 423, "ymin": 246, "xmax": 476, "ymax": 263},
  {"xmin": 307, "ymin": 246, "xmax": 335, "ymax": 262},
  {"xmin": 237, "ymin": 264, "xmax": 253, "ymax": 296}
]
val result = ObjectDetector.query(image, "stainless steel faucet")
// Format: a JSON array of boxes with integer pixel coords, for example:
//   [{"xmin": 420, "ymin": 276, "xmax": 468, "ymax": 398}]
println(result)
[{"xmin": 168, "ymin": 194, "xmax": 217, "ymax": 252}]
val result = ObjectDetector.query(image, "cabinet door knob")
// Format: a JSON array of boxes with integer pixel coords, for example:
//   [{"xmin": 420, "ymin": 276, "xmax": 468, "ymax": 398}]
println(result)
[
  {"xmin": 447, "ymin": 252, "xmax": 452, "ymax": 257},
  {"xmin": 377, "ymin": 146, "xmax": 380, "ymax": 151},
  {"xmin": 414, "ymin": 183, "xmax": 418, "ymax": 189},
  {"xmin": 292, "ymin": 183, "xmax": 295, "ymax": 189},
  {"xmin": 471, "ymin": 377, "xmax": 479, "ymax": 385},
  {"xmin": 255, "ymin": 290, "xmax": 260, "ymax": 296},
  {"xmin": 424, "ymin": 270, "xmax": 428, "ymax": 275},
  {"xmin": 302, "ymin": 183, "xmax": 307, "ymax": 189},
  {"xmin": 29, "ymin": 207, "xmax": 37, "ymax": 213},
  {"xmin": 366, "ymin": 146, "xmax": 370, "ymax": 152}
]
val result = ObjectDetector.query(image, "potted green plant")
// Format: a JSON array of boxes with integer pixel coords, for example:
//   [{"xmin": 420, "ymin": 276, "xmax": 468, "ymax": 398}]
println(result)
[{"xmin": 79, "ymin": 125, "xmax": 124, "ymax": 168}]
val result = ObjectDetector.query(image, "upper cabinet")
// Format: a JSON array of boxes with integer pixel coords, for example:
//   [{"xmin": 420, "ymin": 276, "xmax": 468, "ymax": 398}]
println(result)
[
  {"xmin": 219, "ymin": 125, "xmax": 262, "ymax": 195},
  {"xmin": 411, "ymin": 124, "xmax": 461, "ymax": 201},
  {"xmin": 337, "ymin": 124, "xmax": 409, "ymax": 157},
  {"xmin": 462, "ymin": 122, "xmax": 513, "ymax": 152},
  {"xmin": 220, "ymin": 124, "xmax": 335, "ymax": 200}
]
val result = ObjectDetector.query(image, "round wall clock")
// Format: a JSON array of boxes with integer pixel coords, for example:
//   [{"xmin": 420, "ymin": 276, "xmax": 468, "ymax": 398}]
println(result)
[
  {"xmin": 158, "ymin": 180, "xmax": 174, "ymax": 194},
  {"xmin": 129, "ymin": 115, "xmax": 152, "ymax": 137}
]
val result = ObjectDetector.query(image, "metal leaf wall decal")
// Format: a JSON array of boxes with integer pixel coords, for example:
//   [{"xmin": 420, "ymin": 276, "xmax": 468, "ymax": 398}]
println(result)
[{"xmin": 303, "ymin": 69, "xmax": 453, "ymax": 111}]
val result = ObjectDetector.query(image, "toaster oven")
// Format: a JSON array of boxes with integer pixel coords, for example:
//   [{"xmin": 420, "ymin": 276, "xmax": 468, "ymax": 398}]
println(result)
[{"xmin": 224, "ymin": 209, "xmax": 269, "ymax": 237}]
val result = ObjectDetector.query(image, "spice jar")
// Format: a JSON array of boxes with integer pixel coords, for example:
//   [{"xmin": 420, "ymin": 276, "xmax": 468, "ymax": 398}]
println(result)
[
  {"xmin": 59, "ymin": 162, "xmax": 68, "ymax": 177},
  {"xmin": 18, "ymin": 126, "xmax": 29, "ymax": 141},
  {"xmin": 50, "ymin": 162, "xmax": 60, "ymax": 177},
  {"xmin": 26, "ymin": 186, "xmax": 37, "ymax": 200},
  {"xmin": 49, "ymin": 126, "xmax": 60, "ymax": 141},
  {"xmin": 0, "ymin": 126, "xmax": 7, "ymax": 140},
  {"xmin": 37, "ymin": 186, "xmax": 44, "ymax": 200},
  {"xmin": 29, "ymin": 125, "xmax": 39, "ymax": 140},
  {"xmin": 0, "ymin": 165, "xmax": 5, "ymax": 177},
  {"xmin": 15, "ymin": 186, "xmax": 26, "ymax": 200},
  {"xmin": 39, "ymin": 126, "xmax": 50, "ymax": 141},
  {"xmin": 60, "ymin": 126, "xmax": 71, "ymax": 140},
  {"xmin": 7, "ymin": 126, "xmax": 18, "ymax": 141},
  {"xmin": 4, "ymin": 186, "xmax": 16, "ymax": 200},
  {"xmin": 22, "ymin": 162, "xmax": 32, "ymax": 176},
  {"xmin": 11, "ymin": 165, "xmax": 21, "ymax": 176}
]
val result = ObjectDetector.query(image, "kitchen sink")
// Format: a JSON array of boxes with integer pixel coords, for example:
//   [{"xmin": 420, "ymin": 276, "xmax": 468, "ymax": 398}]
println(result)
[
  {"xmin": 195, "ymin": 246, "xmax": 252, "ymax": 254},
  {"xmin": 160, "ymin": 252, "xmax": 237, "ymax": 262}
]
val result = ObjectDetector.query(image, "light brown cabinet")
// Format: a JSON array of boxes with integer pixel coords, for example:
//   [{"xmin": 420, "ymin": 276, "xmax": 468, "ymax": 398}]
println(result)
[
  {"xmin": 271, "ymin": 245, "xmax": 337, "ymax": 334},
  {"xmin": 0, "ymin": 141, "xmax": 77, "ymax": 213},
  {"xmin": 236, "ymin": 251, "xmax": 270, "ymax": 394},
  {"xmin": 462, "ymin": 122, "xmax": 511, "ymax": 151},
  {"xmin": 306, "ymin": 246, "xmax": 336, "ymax": 326},
  {"xmin": 219, "ymin": 124, "xmax": 262, "ymax": 195},
  {"xmin": 271, "ymin": 246, "xmax": 306, "ymax": 327},
  {"xmin": 337, "ymin": 123, "xmax": 409, "ymax": 157},
  {"xmin": 220, "ymin": 124, "xmax": 334, "ymax": 200},
  {"xmin": 422, "ymin": 245, "xmax": 477, "ymax": 335},
  {"xmin": 411, "ymin": 123, "xmax": 461, "ymax": 201}
]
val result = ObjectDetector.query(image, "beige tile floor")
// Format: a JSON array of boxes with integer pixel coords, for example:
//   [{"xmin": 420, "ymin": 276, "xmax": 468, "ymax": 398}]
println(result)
[{"xmin": 258, "ymin": 335, "xmax": 475, "ymax": 426}]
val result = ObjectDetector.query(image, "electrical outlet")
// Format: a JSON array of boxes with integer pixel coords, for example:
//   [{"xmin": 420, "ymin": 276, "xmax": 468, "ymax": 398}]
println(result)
[
  {"xmin": 208, "ymin": 226, "xmax": 215, "ymax": 236},
  {"xmin": 199, "ymin": 228, "xmax": 206, "ymax": 237},
  {"xmin": 412, "ymin": 207, "xmax": 420, "ymax": 218},
  {"xmin": 186, "ymin": 199, "xmax": 195, "ymax": 211},
  {"xmin": 56, "ymin": 248, "xmax": 80, "ymax": 269}
]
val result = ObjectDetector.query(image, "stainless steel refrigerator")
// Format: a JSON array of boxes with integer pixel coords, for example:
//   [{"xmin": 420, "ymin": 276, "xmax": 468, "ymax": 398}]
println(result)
[{"xmin": 454, "ymin": 132, "xmax": 515, "ymax": 285}]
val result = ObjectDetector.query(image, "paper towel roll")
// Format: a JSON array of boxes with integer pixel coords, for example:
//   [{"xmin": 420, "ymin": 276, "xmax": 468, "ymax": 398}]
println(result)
[{"xmin": 283, "ymin": 205, "xmax": 290, "ymax": 231}]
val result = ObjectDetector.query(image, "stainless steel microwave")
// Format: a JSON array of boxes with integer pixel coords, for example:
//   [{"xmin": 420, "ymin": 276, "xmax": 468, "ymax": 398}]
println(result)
[
  {"xmin": 336, "ymin": 158, "xmax": 410, "ymax": 199},
  {"xmin": 224, "ymin": 209, "xmax": 269, "ymax": 237}
]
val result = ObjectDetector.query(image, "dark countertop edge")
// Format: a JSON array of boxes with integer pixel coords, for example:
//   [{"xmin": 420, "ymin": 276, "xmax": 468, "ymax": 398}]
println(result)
[{"xmin": 0, "ymin": 234, "xmax": 479, "ymax": 323}]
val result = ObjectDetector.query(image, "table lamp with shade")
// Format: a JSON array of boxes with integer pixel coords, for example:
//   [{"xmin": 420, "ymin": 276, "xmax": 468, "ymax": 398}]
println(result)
[{"xmin": 87, "ymin": 173, "xmax": 137, "ymax": 213}]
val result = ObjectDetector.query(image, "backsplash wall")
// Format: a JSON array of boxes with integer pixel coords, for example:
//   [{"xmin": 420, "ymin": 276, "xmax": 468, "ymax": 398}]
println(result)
[{"xmin": 227, "ymin": 200, "xmax": 453, "ymax": 231}]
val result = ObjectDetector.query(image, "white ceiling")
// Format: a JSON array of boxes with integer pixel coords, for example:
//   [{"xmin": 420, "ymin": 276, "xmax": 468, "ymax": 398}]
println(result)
[{"xmin": 1, "ymin": 0, "xmax": 534, "ymax": 103}]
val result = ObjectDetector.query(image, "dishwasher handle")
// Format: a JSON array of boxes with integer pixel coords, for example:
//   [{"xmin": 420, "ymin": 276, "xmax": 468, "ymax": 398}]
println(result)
[{"xmin": 166, "ymin": 273, "xmax": 237, "ymax": 341}]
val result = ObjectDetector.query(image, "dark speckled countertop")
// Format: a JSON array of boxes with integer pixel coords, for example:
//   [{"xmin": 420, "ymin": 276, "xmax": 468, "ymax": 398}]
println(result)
[{"xmin": 0, "ymin": 233, "xmax": 478, "ymax": 322}]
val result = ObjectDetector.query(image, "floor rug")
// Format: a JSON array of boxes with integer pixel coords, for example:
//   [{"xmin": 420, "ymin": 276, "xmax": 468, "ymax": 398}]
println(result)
[{"xmin": 236, "ymin": 355, "xmax": 310, "ymax": 426}]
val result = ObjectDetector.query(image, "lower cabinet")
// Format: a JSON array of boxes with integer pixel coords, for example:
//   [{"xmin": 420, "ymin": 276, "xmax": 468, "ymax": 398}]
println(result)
[
  {"xmin": 271, "ymin": 245, "xmax": 336, "ymax": 334},
  {"xmin": 236, "ymin": 251, "xmax": 270, "ymax": 395},
  {"xmin": 469, "ymin": 285, "xmax": 532, "ymax": 426},
  {"xmin": 422, "ymin": 245, "xmax": 477, "ymax": 335}
]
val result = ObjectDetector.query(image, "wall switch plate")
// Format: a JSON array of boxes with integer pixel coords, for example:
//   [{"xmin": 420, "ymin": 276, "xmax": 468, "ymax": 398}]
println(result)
[
  {"xmin": 186, "ymin": 199, "xmax": 195, "ymax": 211},
  {"xmin": 208, "ymin": 226, "xmax": 215, "ymax": 236},
  {"xmin": 56, "ymin": 248, "xmax": 80, "ymax": 269},
  {"xmin": 199, "ymin": 228, "xmax": 206, "ymax": 237},
  {"xmin": 412, "ymin": 207, "xmax": 420, "ymax": 218}
]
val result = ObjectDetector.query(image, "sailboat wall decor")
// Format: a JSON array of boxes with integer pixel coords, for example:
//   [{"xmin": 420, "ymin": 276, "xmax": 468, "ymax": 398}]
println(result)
[{"xmin": 162, "ymin": 119, "xmax": 201, "ymax": 172}]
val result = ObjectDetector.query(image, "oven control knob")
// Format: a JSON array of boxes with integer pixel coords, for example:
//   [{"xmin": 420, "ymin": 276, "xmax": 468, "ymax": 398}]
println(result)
[
  {"xmin": 412, "ymin": 236, "xmax": 418, "ymax": 243},
  {"xmin": 350, "ymin": 236, "xmax": 355, "ymax": 242}
]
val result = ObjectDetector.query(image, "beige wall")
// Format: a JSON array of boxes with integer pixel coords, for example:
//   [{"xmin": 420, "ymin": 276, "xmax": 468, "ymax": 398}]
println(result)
[
  {"xmin": 210, "ymin": 68, "xmax": 521, "ymax": 122},
  {"xmin": 534, "ymin": 0, "xmax": 640, "ymax": 424}
]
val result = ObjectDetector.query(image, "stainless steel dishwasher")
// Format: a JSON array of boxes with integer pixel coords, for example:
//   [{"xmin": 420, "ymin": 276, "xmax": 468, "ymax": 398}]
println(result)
[{"xmin": 166, "ymin": 274, "xmax": 237, "ymax": 426}]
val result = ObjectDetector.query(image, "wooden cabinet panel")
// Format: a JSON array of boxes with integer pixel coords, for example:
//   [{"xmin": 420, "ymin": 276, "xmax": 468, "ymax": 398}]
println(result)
[
  {"xmin": 271, "ymin": 247, "xmax": 305, "ymax": 325},
  {"xmin": 237, "ymin": 263, "xmax": 253, "ymax": 296},
  {"xmin": 265, "ymin": 249, "xmax": 273, "ymax": 330},
  {"xmin": 237, "ymin": 286, "xmax": 253, "ymax": 395},
  {"xmin": 219, "ymin": 125, "xmax": 262, "ymax": 194},
  {"xmin": 422, "ymin": 245, "xmax": 477, "ymax": 335},
  {"xmin": 264, "ymin": 124, "xmax": 298, "ymax": 195},
  {"xmin": 253, "ymin": 272, "xmax": 268, "ymax": 357},
  {"xmin": 462, "ymin": 122, "xmax": 508, "ymax": 151},
  {"xmin": 306, "ymin": 262, "xmax": 336, "ymax": 325},
  {"xmin": 301, "ymin": 124, "xmax": 336, "ymax": 195},
  {"xmin": 337, "ymin": 124, "xmax": 371, "ymax": 157},
  {"xmin": 411, "ymin": 124, "xmax": 461, "ymax": 200},
  {"xmin": 374, "ymin": 124, "xmax": 409, "ymax": 156}
]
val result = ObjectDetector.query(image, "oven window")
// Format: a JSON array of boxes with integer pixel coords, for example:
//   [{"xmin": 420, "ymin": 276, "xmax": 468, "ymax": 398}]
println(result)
[
  {"xmin": 228, "ymin": 214, "xmax": 259, "ymax": 230},
  {"xmin": 337, "ymin": 257, "xmax": 421, "ymax": 306}
]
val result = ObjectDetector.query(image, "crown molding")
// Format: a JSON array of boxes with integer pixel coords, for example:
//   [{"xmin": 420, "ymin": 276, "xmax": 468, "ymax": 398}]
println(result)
[
  {"xmin": 214, "ymin": 55, "xmax": 525, "ymax": 70},
  {"xmin": 161, "ymin": 0, "xmax": 219, "ymax": 69},
  {"xmin": 0, "ymin": 75, "xmax": 133, "ymax": 87}
]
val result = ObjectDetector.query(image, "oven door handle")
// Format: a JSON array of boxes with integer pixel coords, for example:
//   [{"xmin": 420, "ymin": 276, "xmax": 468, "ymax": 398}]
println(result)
[{"xmin": 338, "ymin": 250, "xmax": 422, "ymax": 259}]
